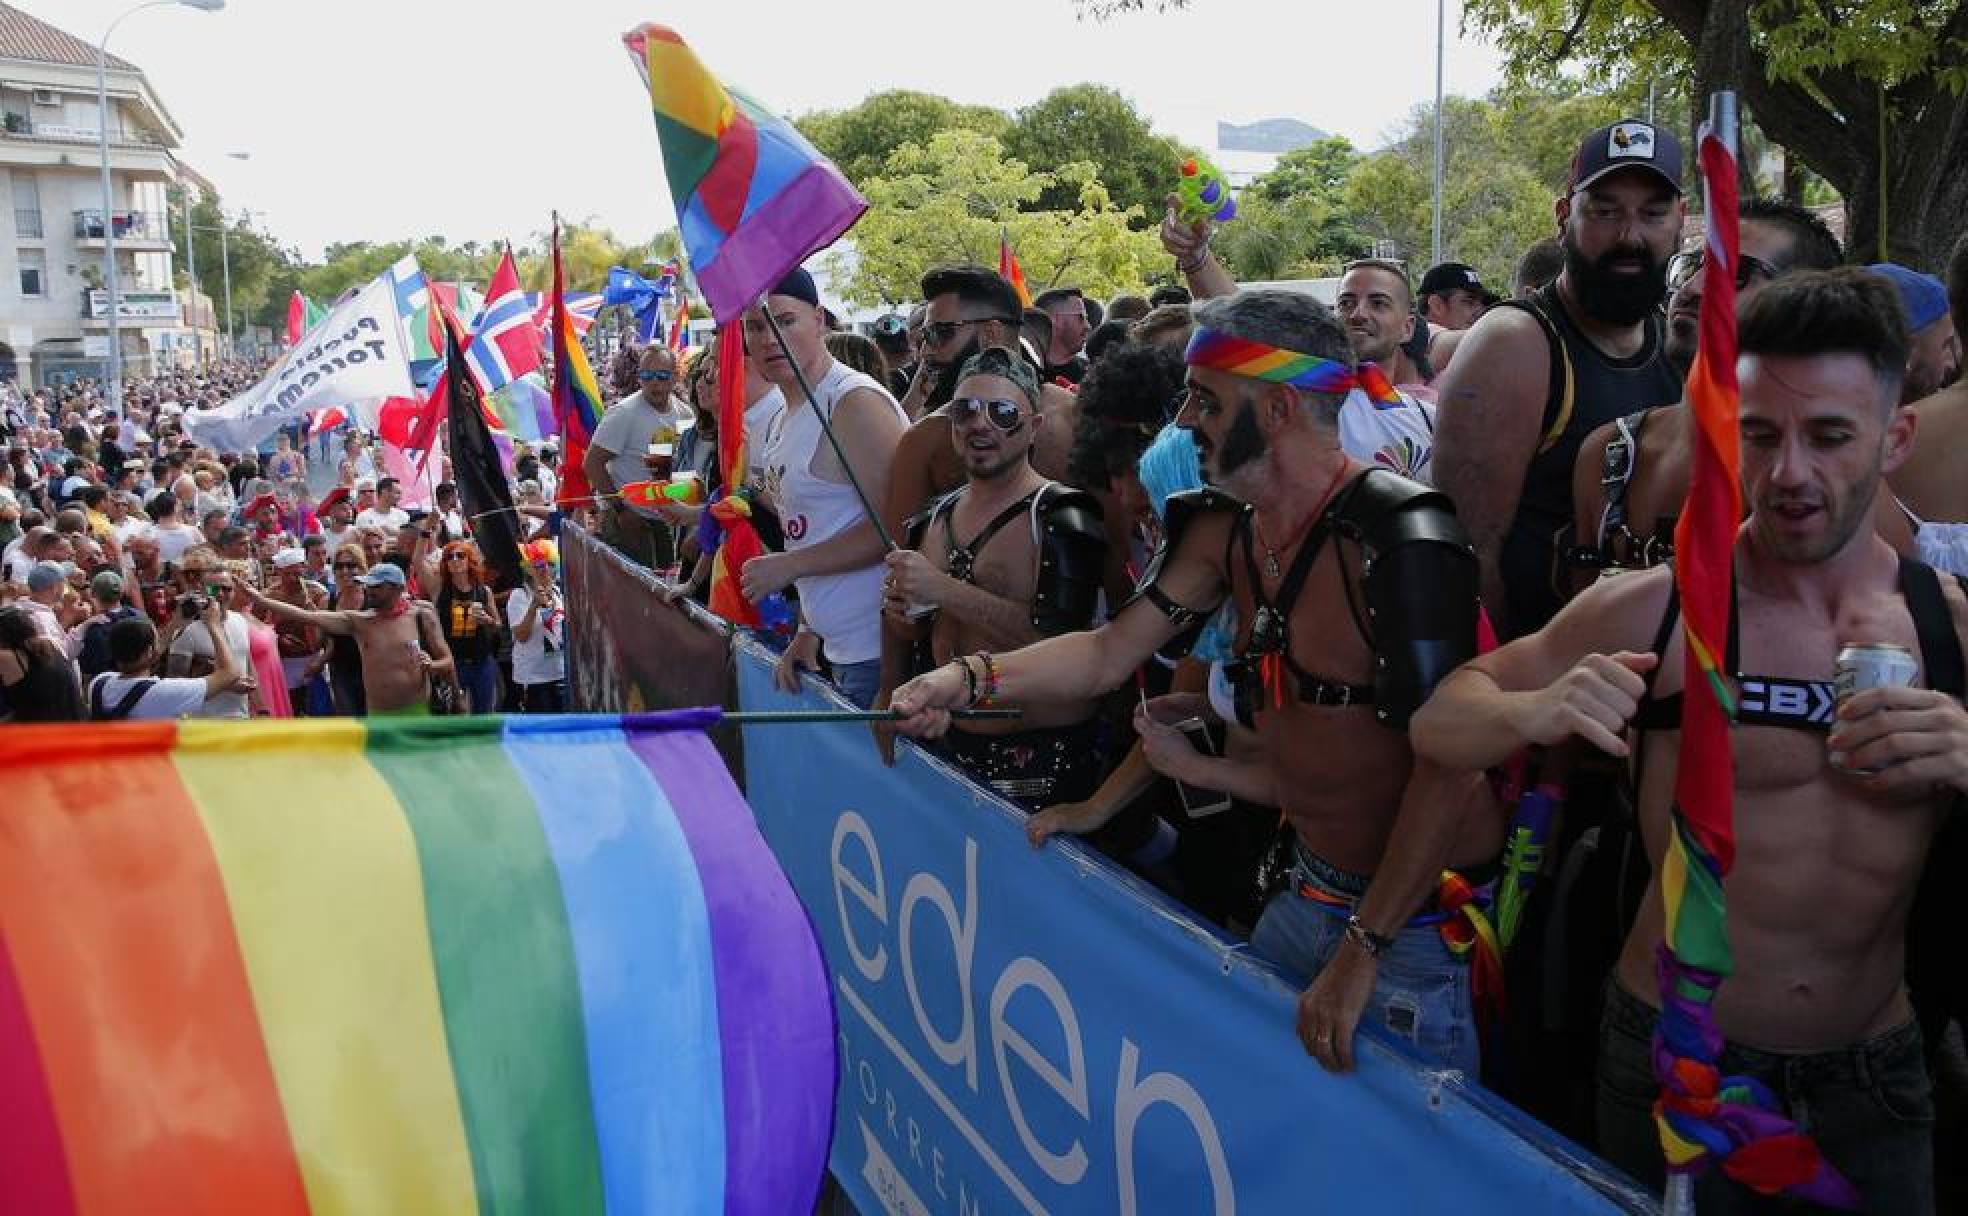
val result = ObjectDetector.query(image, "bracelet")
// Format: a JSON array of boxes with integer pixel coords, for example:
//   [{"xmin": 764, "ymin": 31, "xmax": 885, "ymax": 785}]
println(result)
[
  {"xmin": 1176, "ymin": 250, "xmax": 1210, "ymax": 275},
  {"xmin": 952, "ymin": 657, "xmax": 979, "ymax": 708},
  {"xmin": 975, "ymin": 651, "xmax": 1001, "ymax": 707},
  {"xmin": 1343, "ymin": 915, "xmax": 1394, "ymax": 960}
]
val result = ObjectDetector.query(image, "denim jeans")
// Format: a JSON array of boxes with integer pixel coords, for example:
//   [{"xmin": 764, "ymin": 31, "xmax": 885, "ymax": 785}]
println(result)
[
  {"xmin": 829, "ymin": 658, "xmax": 880, "ymax": 710},
  {"xmin": 1596, "ymin": 980, "xmax": 1934, "ymax": 1215},
  {"xmin": 455, "ymin": 657, "xmax": 500, "ymax": 715},
  {"xmin": 1248, "ymin": 844, "xmax": 1479, "ymax": 1075}
]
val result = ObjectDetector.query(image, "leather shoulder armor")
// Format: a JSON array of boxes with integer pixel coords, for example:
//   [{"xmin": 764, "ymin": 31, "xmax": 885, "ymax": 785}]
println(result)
[
  {"xmin": 904, "ymin": 488, "xmax": 961, "ymax": 552},
  {"xmin": 1332, "ymin": 469, "xmax": 1478, "ymax": 728},
  {"xmin": 1126, "ymin": 488, "xmax": 1244, "ymax": 631},
  {"xmin": 1032, "ymin": 485, "xmax": 1107, "ymax": 635}
]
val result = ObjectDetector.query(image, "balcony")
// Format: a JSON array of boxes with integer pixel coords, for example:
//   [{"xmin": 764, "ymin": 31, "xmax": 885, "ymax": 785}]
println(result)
[
  {"xmin": 1, "ymin": 113, "xmax": 166, "ymax": 148},
  {"xmin": 73, "ymin": 209, "xmax": 173, "ymax": 248},
  {"xmin": 14, "ymin": 208, "xmax": 41, "ymax": 238},
  {"xmin": 82, "ymin": 287, "xmax": 180, "ymax": 324}
]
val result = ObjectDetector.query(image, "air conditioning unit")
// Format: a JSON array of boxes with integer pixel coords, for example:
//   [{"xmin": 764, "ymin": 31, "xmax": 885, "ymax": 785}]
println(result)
[{"xmin": 31, "ymin": 89, "xmax": 59, "ymax": 107}]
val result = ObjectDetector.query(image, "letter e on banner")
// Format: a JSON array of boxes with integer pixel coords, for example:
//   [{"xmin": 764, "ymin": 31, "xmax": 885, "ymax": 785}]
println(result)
[
  {"xmin": 990, "ymin": 957, "xmax": 1091, "ymax": 1185},
  {"xmin": 901, "ymin": 838, "xmax": 979, "ymax": 1091},
  {"xmin": 832, "ymin": 811, "xmax": 889, "ymax": 983}
]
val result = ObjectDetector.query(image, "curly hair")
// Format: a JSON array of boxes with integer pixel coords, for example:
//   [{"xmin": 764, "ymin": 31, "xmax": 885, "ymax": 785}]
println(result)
[{"xmin": 1067, "ymin": 341, "xmax": 1188, "ymax": 491}]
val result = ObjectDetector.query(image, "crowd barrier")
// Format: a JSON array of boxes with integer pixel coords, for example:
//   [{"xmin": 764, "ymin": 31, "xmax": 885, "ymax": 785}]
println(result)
[{"xmin": 565, "ymin": 539, "xmax": 1659, "ymax": 1214}]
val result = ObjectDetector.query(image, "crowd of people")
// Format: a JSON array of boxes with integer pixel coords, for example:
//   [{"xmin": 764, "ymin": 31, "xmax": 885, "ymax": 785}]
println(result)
[
  {"xmin": 0, "ymin": 356, "xmax": 572, "ymax": 721},
  {"xmin": 5, "ymin": 111, "xmax": 1966, "ymax": 1209}
]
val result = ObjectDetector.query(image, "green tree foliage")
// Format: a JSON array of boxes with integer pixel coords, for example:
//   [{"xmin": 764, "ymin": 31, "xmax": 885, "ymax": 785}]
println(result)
[
  {"xmin": 841, "ymin": 129, "xmax": 1163, "ymax": 307},
  {"xmin": 797, "ymin": 90, "xmax": 1012, "ymax": 188},
  {"xmin": 1212, "ymin": 138, "xmax": 1373, "ymax": 280},
  {"xmin": 1003, "ymin": 84, "xmax": 1185, "ymax": 217},
  {"xmin": 1459, "ymin": 0, "xmax": 1968, "ymax": 267},
  {"xmin": 167, "ymin": 188, "xmax": 301, "ymax": 330}
]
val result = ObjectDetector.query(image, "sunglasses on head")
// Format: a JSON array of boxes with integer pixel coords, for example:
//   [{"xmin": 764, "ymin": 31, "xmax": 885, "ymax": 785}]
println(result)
[
  {"xmin": 1667, "ymin": 249, "xmax": 1779, "ymax": 293},
  {"xmin": 947, "ymin": 396, "xmax": 1026, "ymax": 432},
  {"xmin": 924, "ymin": 317, "xmax": 1017, "ymax": 345},
  {"xmin": 639, "ymin": 370, "xmax": 674, "ymax": 383}
]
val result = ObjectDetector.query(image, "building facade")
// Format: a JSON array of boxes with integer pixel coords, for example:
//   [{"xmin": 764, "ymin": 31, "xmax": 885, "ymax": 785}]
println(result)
[{"xmin": 0, "ymin": 3, "xmax": 201, "ymax": 389}]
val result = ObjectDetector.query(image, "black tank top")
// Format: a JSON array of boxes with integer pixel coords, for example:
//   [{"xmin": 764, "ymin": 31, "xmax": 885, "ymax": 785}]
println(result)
[{"xmin": 1498, "ymin": 283, "xmax": 1681, "ymax": 638}]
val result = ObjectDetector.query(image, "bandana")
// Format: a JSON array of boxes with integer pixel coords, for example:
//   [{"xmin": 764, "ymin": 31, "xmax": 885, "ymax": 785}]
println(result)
[{"xmin": 1184, "ymin": 326, "xmax": 1404, "ymax": 409}]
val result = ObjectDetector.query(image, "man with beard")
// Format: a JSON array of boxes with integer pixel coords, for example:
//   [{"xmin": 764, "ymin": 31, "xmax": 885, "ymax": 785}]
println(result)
[
  {"xmin": 243, "ymin": 561, "xmax": 452, "ymax": 716},
  {"xmin": 1434, "ymin": 119, "xmax": 1686, "ymax": 638},
  {"xmin": 876, "ymin": 348, "xmax": 1108, "ymax": 805},
  {"xmin": 891, "ymin": 290, "xmax": 1500, "ymax": 1074},
  {"xmin": 1869, "ymin": 263, "xmax": 1958, "ymax": 406},
  {"xmin": 1413, "ymin": 270, "xmax": 1965, "ymax": 1213},
  {"xmin": 1569, "ymin": 199, "xmax": 1844, "ymax": 574},
  {"xmin": 881, "ymin": 266, "xmax": 1081, "ymax": 543},
  {"xmin": 1034, "ymin": 287, "xmax": 1092, "ymax": 386}
]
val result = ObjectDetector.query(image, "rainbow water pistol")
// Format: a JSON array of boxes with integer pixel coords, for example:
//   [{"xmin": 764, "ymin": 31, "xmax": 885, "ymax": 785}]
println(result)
[
  {"xmin": 1175, "ymin": 157, "xmax": 1237, "ymax": 225},
  {"xmin": 617, "ymin": 473, "xmax": 706, "ymax": 509}
]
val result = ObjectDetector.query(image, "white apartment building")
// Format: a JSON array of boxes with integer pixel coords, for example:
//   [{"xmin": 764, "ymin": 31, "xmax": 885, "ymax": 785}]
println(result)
[{"xmin": 0, "ymin": 3, "xmax": 198, "ymax": 389}]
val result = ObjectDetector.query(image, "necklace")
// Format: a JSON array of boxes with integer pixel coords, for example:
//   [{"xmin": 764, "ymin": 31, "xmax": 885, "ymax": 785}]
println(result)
[{"xmin": 1250, "ymin": 459, "xmax": 1350, "ymax": 580}]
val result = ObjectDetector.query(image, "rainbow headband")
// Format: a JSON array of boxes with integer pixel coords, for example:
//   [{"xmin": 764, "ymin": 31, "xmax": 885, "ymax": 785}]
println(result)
[{"xmin": 1184, "ymin": 326, "xmax": 1403, "ymax": 408}]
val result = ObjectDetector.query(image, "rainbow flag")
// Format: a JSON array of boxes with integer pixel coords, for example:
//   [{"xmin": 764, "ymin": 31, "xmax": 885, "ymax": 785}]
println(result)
[
  {"xmin": 551, "ymin": 218, "xmax": 607, "ymax": 510},
  {"xmin": 622, "ymin": 24, "xmax": 865, "ymax": 324},
  {"xmin": 0, "ymin": 713, "xmax": 834, "ymax": 1215},
  {"xmin": 1653, "ymin": 94, "xmax": 1856, "ymax": 1209},
  {"xmin": 998, "ymin": 227, "xmax": 1033, "ymax": 309}
]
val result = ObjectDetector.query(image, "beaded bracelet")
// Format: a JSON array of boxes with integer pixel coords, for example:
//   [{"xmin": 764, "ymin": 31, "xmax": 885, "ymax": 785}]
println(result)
[
  {"xmin": 952, "ymin": 656, "xmax": 979, "ymax": 707},
  {"xmin": 976, "ymin": 651, "xmax": 1001, "ymax": 706}
]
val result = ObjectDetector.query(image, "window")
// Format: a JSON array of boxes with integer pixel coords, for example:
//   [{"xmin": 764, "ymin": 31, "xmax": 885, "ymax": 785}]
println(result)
[{"xmin": 18, "ymin": 249, "xmax": 44, "ymax": 297}]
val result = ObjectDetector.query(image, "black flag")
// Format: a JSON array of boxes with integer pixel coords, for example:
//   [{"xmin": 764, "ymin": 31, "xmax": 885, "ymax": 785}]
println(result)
[{"xmin": 442, "ymin": 320, "xmax": 523, "ymax": 589}]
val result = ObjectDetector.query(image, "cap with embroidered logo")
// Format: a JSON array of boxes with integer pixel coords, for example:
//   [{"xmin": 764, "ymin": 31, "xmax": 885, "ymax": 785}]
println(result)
[{"xmin": 1568, "ymin": 119, "xmax": 1684, "ymax": 196}]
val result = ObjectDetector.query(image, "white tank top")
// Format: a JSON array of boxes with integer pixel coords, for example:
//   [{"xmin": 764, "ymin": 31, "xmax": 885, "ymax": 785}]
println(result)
[
  {"xmin": 762, "ymin": 359, "xmax": 906, "ymax": 665},
  {"xmin": 1339, "ymin": 386, "xmax": 1437, "ymax": 484},
  {"xmin": 1898, "ymin": 497, "xmax": 1968, "ymax": 578}
]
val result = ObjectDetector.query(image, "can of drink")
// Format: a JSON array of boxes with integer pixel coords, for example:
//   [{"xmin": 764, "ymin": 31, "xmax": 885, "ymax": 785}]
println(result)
[{"xmin": 1833, "ymin": 643, "xmax": 1918, "ymax": 702}]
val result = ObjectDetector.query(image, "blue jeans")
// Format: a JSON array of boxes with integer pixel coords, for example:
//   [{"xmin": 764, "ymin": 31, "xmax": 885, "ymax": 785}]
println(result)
[
  {"xmin": 829, "ymin": 657, "xmax": 880, "ymax": 710},
  {"xmin": 455, "ymin": 657, "xmax": 499, "ymax": 715},
  {"xmin": 1248, "ymin": 844, "xmax": 1478, "ymax": 1075},
  {"xmin": 1596, "ymin": 980, "xmax": 1933, "ymax": 1215}
]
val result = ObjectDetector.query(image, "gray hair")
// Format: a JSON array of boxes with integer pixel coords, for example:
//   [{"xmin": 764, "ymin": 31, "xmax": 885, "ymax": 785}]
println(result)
[{"xmin": 1190, "ymin": 289, "xmax": 1354, "ymax": 424}]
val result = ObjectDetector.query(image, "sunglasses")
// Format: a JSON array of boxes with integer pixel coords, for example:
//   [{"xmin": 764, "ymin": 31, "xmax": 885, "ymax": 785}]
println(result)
[
  {"xmin": 924, "ymin": 317, "xmax": 1017, "ymax": 346},
  {"xmin": 638, "ymin": 370, "xmax": 674, "ymax": 383},
  {"xmin": 947, "ymin": 396, "xmax": 1026, "ymax": 433},
  {"xmin": 445, "ymin": 552, "xmax": 470, "ymax": 562},
  {"xmin": 1667, "ymin": 249, "xmax": 1780, "ymax": 293},
  {"xmin": 333, "ymin": 561, "xmax": 359, "ymax": 570}
]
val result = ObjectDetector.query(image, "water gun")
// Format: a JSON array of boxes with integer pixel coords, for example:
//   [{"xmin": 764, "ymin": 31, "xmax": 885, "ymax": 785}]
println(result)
[
  {"xmin": 617, "ymin": 474, "xmax": 705, "ymax": 509},
  {"xmin": 1175, "ymin": 157, "xmax": 1237, "ymax": 225}
]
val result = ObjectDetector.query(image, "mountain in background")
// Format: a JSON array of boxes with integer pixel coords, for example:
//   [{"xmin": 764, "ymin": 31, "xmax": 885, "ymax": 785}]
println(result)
[{"xmin": 1217, "ymin": 118, "xmax": 1331, "ymax": 155}]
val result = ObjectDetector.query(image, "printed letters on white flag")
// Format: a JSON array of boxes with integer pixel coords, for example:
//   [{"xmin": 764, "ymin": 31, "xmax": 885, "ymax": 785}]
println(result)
[{"xmin": 186, "ymin": 273, "xmax": 413, "ymax": 451}]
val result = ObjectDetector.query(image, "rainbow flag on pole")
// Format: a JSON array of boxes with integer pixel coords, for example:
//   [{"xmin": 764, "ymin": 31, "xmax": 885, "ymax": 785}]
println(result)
[
  {"xmin": 550, "ymin": 218, "xmax": 607, "ymax": 511},
  {"xmin": 998, "ymin": 227, "xmax": 1033, "ymax": 308},
  {"xmin": 621, "ymin": 23, "xmax": 865, "ymax": 324},
  {"xmin": 1652, "ymin": 93, "xmax": 1857, "ymax": 1210},
  {"xmin": 0, "ymin": 713, "xmax": 834, "ymax": 1215}
]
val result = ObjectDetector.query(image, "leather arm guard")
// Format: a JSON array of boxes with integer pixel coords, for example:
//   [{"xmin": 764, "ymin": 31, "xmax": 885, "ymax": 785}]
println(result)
[
  {"xmin": 1122, "ymin": 488, "xmax": 1240, "ymax": 656},
  {"xmin": 1031, "ymin": 487, "xmax": 1108, "ymax": 635}
]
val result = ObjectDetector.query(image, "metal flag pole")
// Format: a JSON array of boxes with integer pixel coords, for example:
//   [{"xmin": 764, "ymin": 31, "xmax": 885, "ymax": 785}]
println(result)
[
  {"xmin": 759, "ymin": 308, "xmax": 898, "ymax": 551},
  {"xmin": 725, "ymin": 708, "xmax": 1021, "ymax": 724}
]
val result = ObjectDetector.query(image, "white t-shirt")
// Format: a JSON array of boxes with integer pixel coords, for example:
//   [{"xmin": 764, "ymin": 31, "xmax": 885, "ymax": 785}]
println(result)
[
  {"xmin": 1339, "ymin": 387, "xmax": 1438, "ymax": 485},
  {"xmin": 153, "ymin": 522, "xmax": 203, "ymax": 565},
  {"xmin": 320, "ymin": 523, "xmax": 356, "ymax": 555},
  {"xmin": 745, "ymin": 387, "xmax": 786, "ymax": 481},
  {"xmin": 87, "ymin": 673, "xmax": 210, "ymax": 720},
  {"xmin": 166, "ymin": 613, "xmax": 253, "ymax": 718},
  {"xmin": 2, "ymin": 542, "xmax": 33, "ymax": 585},
  {"xmin": 591, "ymin": 391, "xmax": 692, "ymax": 519},
  {"xmin": 356, "ymin": 506, "xmax": 410, "ymax": 531},
  {"xmin": 505, "ymin": 585, "xmax": 565, "ymax": 686}
]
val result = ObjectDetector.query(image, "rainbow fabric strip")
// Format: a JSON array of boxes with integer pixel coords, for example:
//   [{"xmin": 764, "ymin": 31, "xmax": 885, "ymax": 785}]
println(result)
[
  {"xmin": 624, "ymin": 24, "xmax": 867, "ymax": 326},
  {"xmin": 1654, "ymin": 110, "xmax": 1858, "ymax": 1208},
  {"xmin": 0, "ymin": 713, "xmax": 834, "ymax": 1215},
  {"xmin": 1183, "ymin": 326, "xmax": 1405, "ymax": 408}
]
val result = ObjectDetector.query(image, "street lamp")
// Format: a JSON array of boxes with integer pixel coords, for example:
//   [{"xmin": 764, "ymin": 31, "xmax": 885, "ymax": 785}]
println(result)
[{"xmin": 97, "ymin": 0, "xmax": 224, "ymax": 418}]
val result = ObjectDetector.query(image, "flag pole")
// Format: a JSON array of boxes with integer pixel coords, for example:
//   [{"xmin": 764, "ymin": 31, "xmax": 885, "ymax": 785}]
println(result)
[
  {"xmin": 725, "ymin": 708, "xmax": 1020, "ymax": 724},
  {"xmin": 759, "ymin": 309, "xmax": 898, "ymax": 551}
]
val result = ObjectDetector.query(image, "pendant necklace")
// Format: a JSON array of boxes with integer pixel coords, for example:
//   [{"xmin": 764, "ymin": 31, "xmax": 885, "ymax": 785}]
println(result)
[{"xmin": 1250, "ymin": 459, "xmax": 1350, "ymax": 580}]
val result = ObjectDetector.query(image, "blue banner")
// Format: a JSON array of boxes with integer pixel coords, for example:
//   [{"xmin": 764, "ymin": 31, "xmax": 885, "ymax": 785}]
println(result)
[{"xmin": 734, "ymin": 639, "xmax": 1657, "ymax": 1216}]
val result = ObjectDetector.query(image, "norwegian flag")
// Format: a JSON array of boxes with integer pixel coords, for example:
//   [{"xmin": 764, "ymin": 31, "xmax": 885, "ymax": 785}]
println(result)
[{"xmin": 463, "ymin": 250, "xmax": 544, "ymax": 394}]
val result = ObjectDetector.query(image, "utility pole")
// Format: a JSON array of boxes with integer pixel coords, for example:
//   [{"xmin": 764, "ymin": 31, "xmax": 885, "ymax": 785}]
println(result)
[{"xmin": 1431, "ymin": 0, "xmax": 1446, "ymax": 266}]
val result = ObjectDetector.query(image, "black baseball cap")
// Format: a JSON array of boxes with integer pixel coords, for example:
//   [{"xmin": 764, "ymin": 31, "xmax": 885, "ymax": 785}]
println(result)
[
  {"xmin": 1568, "ymin": 119, "xmax": 1684, "ymax": 196},
  {"xmin": 1418, "ymin": 262, "xmax": 1499, "ymax": 305}
]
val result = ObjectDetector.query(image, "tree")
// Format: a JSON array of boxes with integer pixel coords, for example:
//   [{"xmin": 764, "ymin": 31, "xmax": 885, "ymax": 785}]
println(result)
[
  {"xmin": 840, "ymin": 129, "xmax": 1163, "ymax": 307},
  {"xmin": 1003, "ymin": 84, "xmax": 1184, "ymax": 218},
  {"xmin": 167, "ymin": 188, "xmax": 301, "ymax": 330},
  {"xmin": 1459, "ymin": 0, "xmax": 1968, "ymax": 267},
  {"xmin": 797, "ymin": 90, "xmax": 1011, "ymax": 188},
  {"xmin": 1246, "ymin": 137, "xmax": 1361, "ymax": 204}
]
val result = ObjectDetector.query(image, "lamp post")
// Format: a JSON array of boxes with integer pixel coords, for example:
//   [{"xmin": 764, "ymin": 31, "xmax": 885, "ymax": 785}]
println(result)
[{"xmin": 97, "ymin": 0, "xmax": 224, "ymax": 419}]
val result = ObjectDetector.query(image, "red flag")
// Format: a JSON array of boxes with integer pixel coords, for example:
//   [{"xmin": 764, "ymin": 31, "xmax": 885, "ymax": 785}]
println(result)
[
  {"xmin": 706, "ymin": 322, "xmax": 761, "ymax": 625},
  {"xmin": 284, "ymin": 290, "xmax": 307, "ymax": 346}
]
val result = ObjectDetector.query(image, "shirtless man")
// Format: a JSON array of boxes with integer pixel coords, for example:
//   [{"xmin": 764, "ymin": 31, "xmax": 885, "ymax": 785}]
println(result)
[
  {"xmin": 1413, "ymin": 270, "xmax": 1964, "ymax": 1212},
  {"xmin": 876, "ymin": 348, "xmax": 1106, "ymax": 804},
  {"xmin": 1886, "ymin": 233, "xmax": 1968, "ymax": 573},
  {"xmin": 1570, "ymin": 199, "xmax": 1845, "ymax": 576},
  {"xmin": 893, "ymin": 290, "xmax": 1499, "ymax": 1074},
  {"xmin": 243, "ymin": 562, "xmax": 453, "ymax": 716}
]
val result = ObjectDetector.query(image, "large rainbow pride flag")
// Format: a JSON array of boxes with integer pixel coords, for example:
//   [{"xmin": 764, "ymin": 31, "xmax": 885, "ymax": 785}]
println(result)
[{"xmin": 0, "ymin": 712, "xmax": 834, "ymax": 1215}]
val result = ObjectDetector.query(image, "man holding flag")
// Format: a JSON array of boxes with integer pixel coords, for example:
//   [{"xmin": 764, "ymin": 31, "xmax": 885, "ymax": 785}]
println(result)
[{"xmin": 1413, "ymin": 268, "xmax": 1967, "ymax": 1211}]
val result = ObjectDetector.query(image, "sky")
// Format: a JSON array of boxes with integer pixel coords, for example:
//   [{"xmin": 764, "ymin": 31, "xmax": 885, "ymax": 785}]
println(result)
[{"xmin": 45, "ymin": 0, "xmax": 1505, "ymax": 261}]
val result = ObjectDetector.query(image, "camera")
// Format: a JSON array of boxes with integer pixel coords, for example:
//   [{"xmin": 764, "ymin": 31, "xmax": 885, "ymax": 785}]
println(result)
[{"xmin": 178, "ymin": 593, "xmax": 208, "ymax": 620}]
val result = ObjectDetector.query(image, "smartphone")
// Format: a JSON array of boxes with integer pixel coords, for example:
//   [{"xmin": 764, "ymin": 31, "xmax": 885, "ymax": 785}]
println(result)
[{"xmin": 1172, "ymin": 717, "xmax": 1232, "ymax": 818}]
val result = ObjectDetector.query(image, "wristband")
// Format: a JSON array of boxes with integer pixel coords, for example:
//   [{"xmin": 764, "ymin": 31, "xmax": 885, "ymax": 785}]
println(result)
[
  {"xmin": 1343, "ymin": 915, "xmax": 1394, "ymax": 959},
  {"xmin": 1177, "ymin": 249, "xmax": 1210, "ymax": 275}
]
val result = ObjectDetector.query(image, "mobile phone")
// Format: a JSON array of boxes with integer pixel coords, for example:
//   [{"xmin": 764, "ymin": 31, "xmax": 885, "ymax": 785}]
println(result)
[{"xmin": 1172, "ymin": 717, "xmax": 1232, "ymax": 818}]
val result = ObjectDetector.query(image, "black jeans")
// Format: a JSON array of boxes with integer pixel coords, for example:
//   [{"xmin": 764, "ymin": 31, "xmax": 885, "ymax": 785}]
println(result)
[
  {"xmin": 1597, "ymin": 980, "xmax": 1934, "ymax": 1215},
  {"xmin": 518, "ymin": 680, "xmax": 565, "ymax": 714}
]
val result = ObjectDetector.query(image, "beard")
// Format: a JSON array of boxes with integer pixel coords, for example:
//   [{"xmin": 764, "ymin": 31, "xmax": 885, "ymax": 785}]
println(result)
[
  {"xmin": 926, "ymin": 338, "xmax": 983, "ymax": 414},
  {"xmin": 1563, "ymin": 233, "xmax": 1669, "ymax": 326},
  {"xmin": 1214, "ymin": 398, "xmax": 1268, "ymax": 479},
  {"xmin": 1751, "ymin": 462, "xmax": 1881, "ymax": 565}
]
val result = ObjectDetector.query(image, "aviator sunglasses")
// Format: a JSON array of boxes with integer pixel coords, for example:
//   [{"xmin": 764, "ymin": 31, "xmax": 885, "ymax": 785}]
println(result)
[
  {"xmin": 947, "ymin": 396, "xmax": 1026, "ymax": 433},
  {"xmin": 1667, "ymin": 249, "xmax": 1780, "ymax": 293}
]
